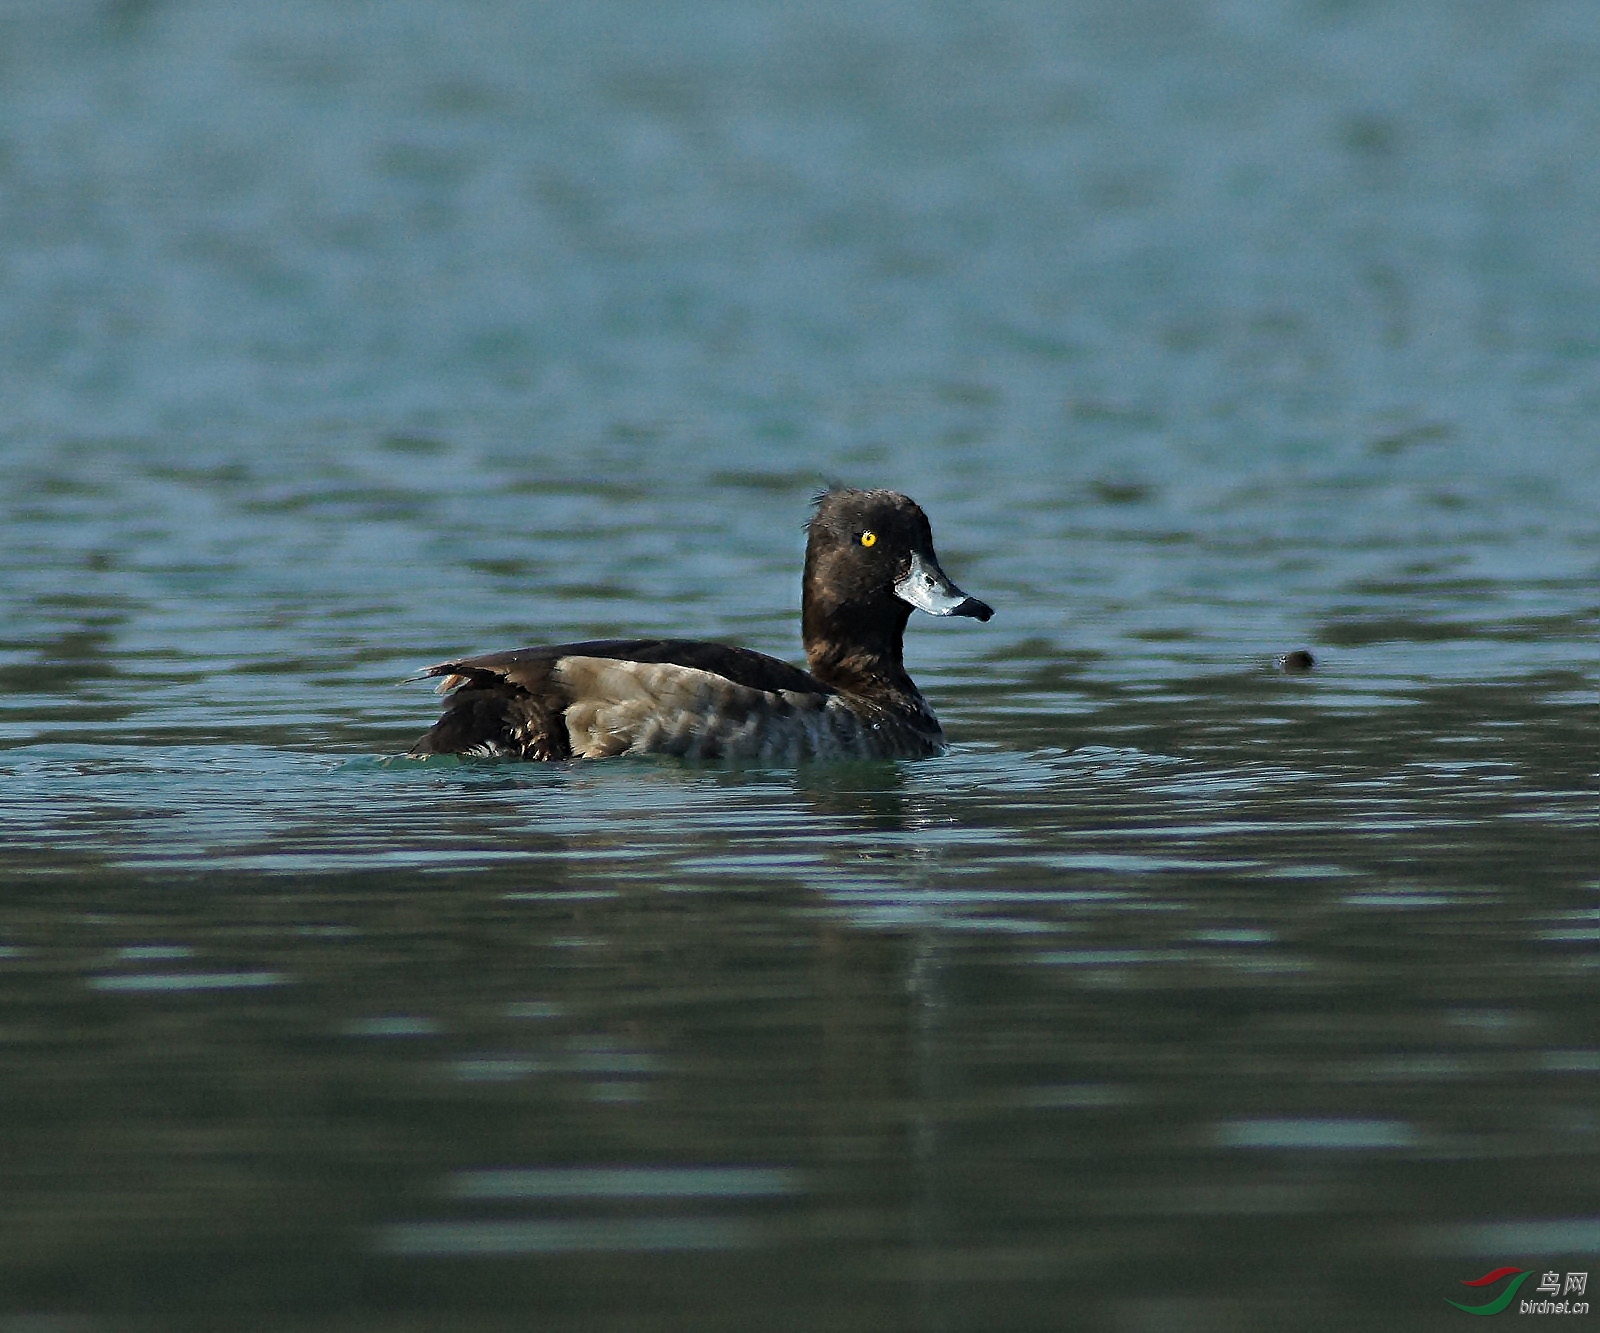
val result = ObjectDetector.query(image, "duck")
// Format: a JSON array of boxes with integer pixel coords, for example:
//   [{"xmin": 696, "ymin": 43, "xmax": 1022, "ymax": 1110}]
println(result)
[{"xmin": 407, "ymin": 487, "xmax": 993, "ymax": 763}]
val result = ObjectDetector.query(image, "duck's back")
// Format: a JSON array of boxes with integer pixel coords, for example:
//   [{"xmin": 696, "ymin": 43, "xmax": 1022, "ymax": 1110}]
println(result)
[{"xmin": 408, "ymin": 638, "xmax": 943, "ymax": 763}]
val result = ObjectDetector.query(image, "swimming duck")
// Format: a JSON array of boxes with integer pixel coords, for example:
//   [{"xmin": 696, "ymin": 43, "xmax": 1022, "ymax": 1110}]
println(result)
[{"xmin": 408, "ymin": 487, "xmax": 992, "ymax": 762}]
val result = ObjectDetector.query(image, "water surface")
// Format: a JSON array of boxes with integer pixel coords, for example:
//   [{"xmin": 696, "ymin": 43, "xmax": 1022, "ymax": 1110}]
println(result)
[{"xmin": 1, "ymin": 1, "xmax": 1596, "ymax": 1329}]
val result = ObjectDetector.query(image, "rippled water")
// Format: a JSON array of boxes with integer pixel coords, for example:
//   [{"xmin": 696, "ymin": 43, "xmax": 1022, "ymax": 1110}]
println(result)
[{"xmin": 2, "ymin": 1, "xmax": 1597, "ymax": 1329}]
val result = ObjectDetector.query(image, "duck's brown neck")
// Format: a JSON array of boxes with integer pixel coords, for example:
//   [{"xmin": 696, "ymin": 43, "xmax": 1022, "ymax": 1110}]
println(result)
[{"xmin": 802, "ymin": 595, "xmax": 919, "ymax": 699}]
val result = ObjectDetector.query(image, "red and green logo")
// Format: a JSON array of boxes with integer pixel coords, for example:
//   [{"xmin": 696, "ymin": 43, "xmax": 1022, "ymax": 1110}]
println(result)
[{"xmin": 1446, "ymin": 1267, "xmax": 1530, "ymax": 1315}]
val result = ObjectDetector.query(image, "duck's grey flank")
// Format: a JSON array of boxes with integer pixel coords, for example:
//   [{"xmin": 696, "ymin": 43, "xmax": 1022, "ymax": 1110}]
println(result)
[{"xmin": 494, "ymin": 657, "xmax": 940, "ymax": 762}]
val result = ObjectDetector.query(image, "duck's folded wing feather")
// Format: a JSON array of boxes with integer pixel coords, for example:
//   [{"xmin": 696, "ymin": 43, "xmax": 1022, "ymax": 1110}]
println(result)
[{"xmin": 417, "ymin": 639, "xmax": 831, "ymax": 696}]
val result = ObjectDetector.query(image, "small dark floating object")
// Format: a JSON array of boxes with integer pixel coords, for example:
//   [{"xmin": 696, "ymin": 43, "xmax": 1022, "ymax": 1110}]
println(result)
[
  {"xmin": 1275, "ymin": 649, "xmax": 1316, "ymax": 673},
  {"xmin": 408, "ymin": 488, "xmax": 993, "ymax": 763}
]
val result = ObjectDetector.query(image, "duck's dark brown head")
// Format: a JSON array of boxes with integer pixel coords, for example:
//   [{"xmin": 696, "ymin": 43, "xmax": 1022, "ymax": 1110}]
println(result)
[{"xmin": 801, "ymin": 488, "xmax": 992, "ymax": 693}]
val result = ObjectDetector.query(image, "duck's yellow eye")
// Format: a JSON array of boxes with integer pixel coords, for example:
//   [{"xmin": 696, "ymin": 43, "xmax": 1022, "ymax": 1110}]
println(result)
[{"xmin": 859, "ymin": 531, "xmax": 877, "ymax": 548}]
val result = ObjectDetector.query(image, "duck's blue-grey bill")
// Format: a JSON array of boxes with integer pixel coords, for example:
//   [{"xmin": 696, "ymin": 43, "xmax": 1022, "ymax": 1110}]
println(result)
[{"xmin": 894, "ymin": 551, "xmax": 994, "ymax": 621}]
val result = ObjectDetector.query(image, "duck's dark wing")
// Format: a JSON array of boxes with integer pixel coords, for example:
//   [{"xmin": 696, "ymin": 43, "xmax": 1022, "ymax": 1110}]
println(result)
[{"xmin": 407, "ymin": 638, "xmax": 833, "ymax": 760}]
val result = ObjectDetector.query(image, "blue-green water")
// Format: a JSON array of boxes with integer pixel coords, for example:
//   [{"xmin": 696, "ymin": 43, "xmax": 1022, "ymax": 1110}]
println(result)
[{"xmin": 1, "ymin": 1, "xmax": 1596, "ymax": 1329}]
